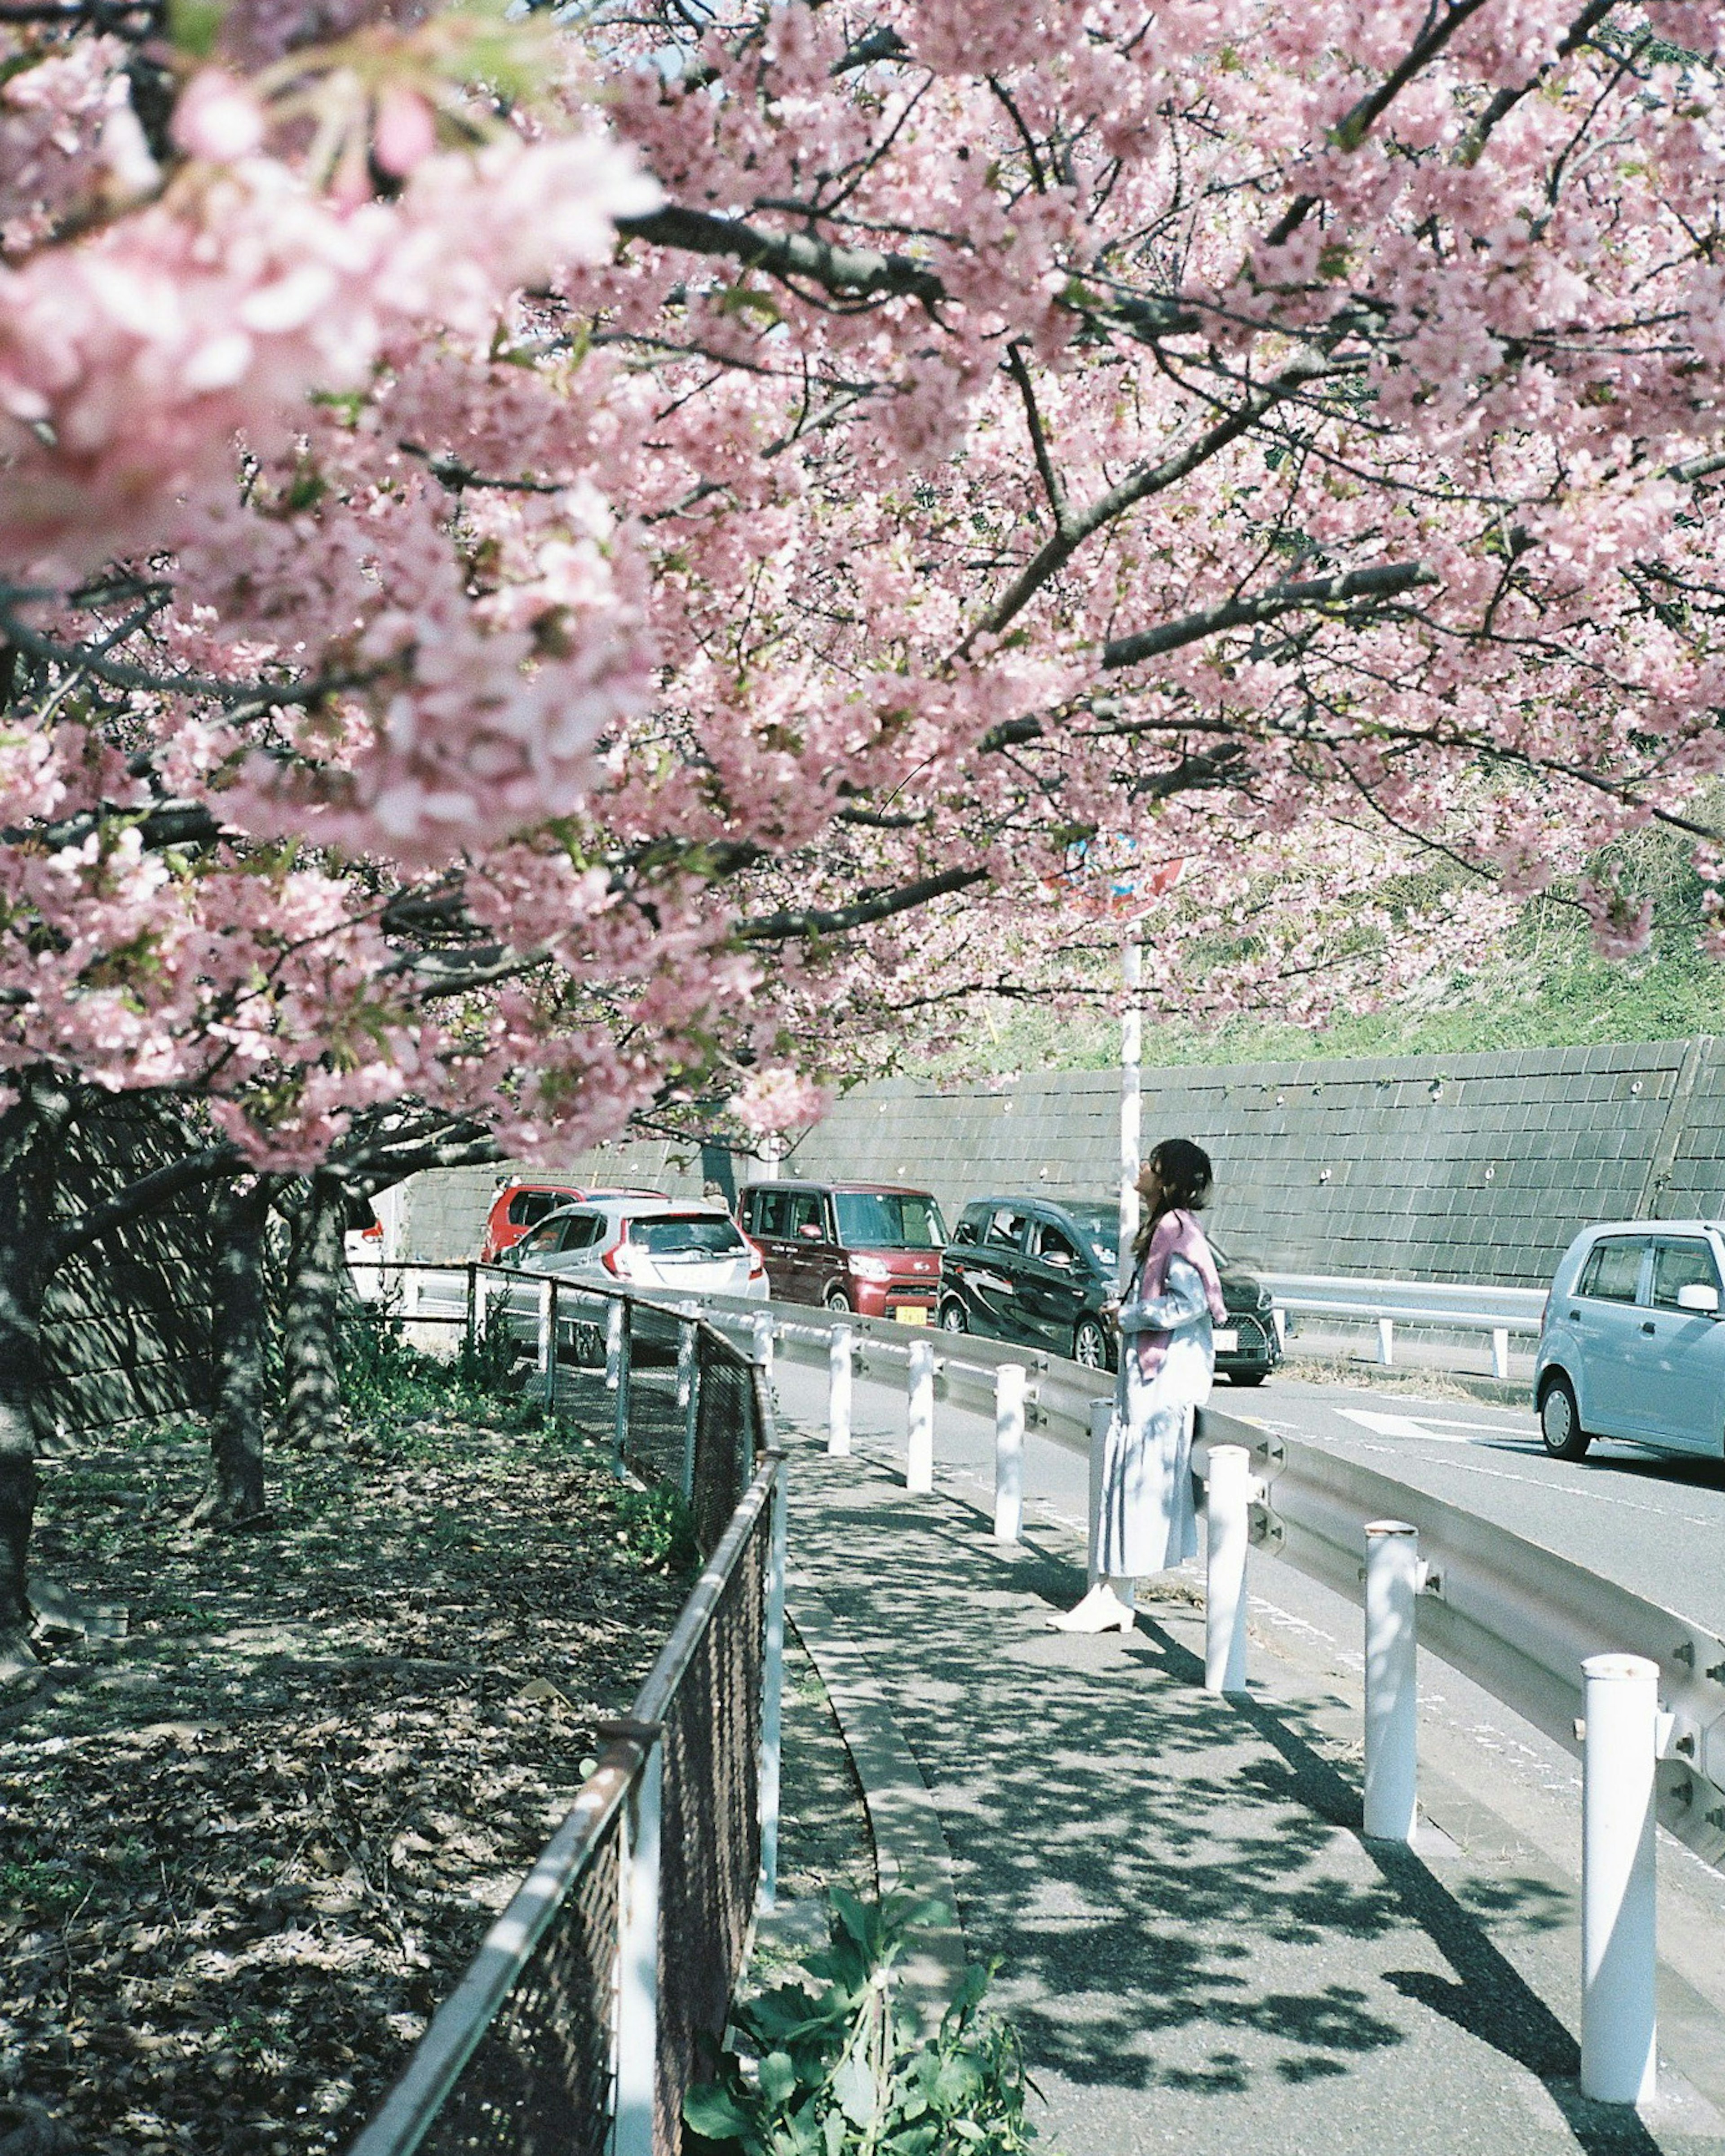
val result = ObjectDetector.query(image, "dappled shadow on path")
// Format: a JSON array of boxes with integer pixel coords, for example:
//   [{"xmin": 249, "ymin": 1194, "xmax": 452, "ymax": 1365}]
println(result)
[{"xmin": 788, "ymin": 1448, "xmax": 1655, "ymax": 2156}]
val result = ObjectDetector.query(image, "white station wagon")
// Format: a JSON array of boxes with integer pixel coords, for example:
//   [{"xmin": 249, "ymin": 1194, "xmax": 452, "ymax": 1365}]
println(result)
[{"xmin": 1534, "ymin": 1220, "xmax": 1725, "ymax": 1461}]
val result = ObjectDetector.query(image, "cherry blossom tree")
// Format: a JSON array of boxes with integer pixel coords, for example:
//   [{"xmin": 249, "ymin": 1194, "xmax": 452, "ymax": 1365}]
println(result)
[{"xmin": 7, "ymin": 0, "xmax": 1725, "ymax": 1661}]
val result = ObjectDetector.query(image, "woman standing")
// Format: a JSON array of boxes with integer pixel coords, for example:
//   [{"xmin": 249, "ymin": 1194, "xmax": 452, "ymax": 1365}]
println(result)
[{"xmin": 1049, "ymin": 1139, "xmax": 1227, "ymax": 1633}]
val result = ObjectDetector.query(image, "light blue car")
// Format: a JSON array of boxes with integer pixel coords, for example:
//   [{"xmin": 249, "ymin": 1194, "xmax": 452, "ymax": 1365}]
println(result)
[{"xmin": 1534, "ymin": 1221, "xmax": 1725, "ymax": 1461}]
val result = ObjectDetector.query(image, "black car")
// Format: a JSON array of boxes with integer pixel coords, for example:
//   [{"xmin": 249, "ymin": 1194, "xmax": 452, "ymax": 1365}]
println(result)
[{"xmin": 937, "ymin": 1196, "xmax": 1281, "ymax": 1384}]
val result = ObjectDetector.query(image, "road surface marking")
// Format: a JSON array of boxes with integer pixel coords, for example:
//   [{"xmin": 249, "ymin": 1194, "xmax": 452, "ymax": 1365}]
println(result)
[{"xmin": 1333, "ymin": 1408, "xmax": 1484, "ymax": 1445}]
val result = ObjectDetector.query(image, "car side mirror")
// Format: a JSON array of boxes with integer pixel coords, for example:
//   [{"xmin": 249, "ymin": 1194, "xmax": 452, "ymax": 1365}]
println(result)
[
  {"xmin": 1676, "ymin": 1281, "xmax": 1721, "ymax": 1314},
  {"xmin": 1044, "ymin": 1249, "xmax": 1072, "ymax": 1268},
  {"xmin": 798, "ymin": 1222, "xmax": 823, "ymax": 1241}
]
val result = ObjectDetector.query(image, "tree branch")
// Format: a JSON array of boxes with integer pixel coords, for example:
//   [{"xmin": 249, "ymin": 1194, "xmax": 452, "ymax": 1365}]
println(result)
[
  {"xmin": 46, "ymin": 1145, "xmax": 244, "ymax": 1272},
  {"xmin": 616, "ymin": 205, "xmax": 947, "ymax": 311},
  {"xmin": 735, "ymin": 865, "xmax": 990, "ymax": 942},
  {"xmin": 1102, "ymin": 560, "xmax": 1438, "ymax": 670}
]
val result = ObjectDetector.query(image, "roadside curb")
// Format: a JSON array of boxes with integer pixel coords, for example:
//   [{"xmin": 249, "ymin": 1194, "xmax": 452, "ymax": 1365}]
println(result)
[{"xmin": 783, "ymin": 1583, "xmax": 969, "ymax": 2027}]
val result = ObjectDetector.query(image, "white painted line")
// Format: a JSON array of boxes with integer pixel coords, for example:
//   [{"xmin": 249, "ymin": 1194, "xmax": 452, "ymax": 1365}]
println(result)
[
  {"xmin": 1333, "ymin": 1408, "xmax": 1482, "ymax": 1445},
  {"xmin": 1328, "ymin": 1435, "xmax": 1724, "ymax": 1532}
]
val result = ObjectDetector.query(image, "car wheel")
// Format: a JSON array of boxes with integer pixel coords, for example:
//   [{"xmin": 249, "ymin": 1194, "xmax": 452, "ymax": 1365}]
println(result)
[
  {"xmin": 1073, "ymin": 1317, "xmax": 1110, "ymax": 1370},
  {"xmin": 1230, "ymin": 1371, "xmax": 1268, "ymax": 1387},
  {"xmin": 939, "ymin": 1300, "xmax": 968, "ymax": 1334},
  {"xmin": 1539, "ymin": 1373, "xmax": 1591, "ymax": 1461},
  {"xmin": 824, "ymin": 1288, "xmax": 853, "ymax": 1314}
]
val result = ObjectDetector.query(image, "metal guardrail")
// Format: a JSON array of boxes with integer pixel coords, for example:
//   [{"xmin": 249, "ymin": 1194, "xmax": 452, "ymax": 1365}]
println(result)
[
  {"xmin": 1253, "ymin": 1270, "xmax": 1546, "ymax": 1377},
  {"xmin": 689, "ymin": 1291, "xmax": 1725, "ymax": 1880},
  {"xmin": 346, "ymin": 1278, "xmax": 785, "ymax": 2156}
]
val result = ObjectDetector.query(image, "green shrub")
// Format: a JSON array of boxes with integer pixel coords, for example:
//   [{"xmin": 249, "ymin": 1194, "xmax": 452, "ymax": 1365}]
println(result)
[
  {"xmin": 685, "ymin": 1889, "xmax": 1044, "ymax": 2156},
  {"xmin": 614, "ymin": 1481, "xmax": 699, "ymax": 1575}
]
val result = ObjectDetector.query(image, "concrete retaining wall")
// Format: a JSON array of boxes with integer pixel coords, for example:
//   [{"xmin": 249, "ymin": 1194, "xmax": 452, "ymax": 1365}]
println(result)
[{"xmin": 395, "ymin": 1036, "xmax": 1725, "ymax": 1290}]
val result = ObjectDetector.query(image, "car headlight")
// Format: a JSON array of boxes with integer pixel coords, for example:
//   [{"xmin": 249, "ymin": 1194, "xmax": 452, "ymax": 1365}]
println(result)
[{"xmin": 849, "ymin": 1255, "xmax": 892, "ymax": 1283}]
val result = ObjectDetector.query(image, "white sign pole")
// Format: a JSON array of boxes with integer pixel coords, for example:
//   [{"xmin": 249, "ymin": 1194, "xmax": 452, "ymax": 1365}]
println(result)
[{"xmin": 1119, "ymin": 940, "xmax": 1142, "ymax": 1291}]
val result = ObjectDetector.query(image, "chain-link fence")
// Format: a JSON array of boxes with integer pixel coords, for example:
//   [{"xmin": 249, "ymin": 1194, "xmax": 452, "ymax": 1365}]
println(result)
[{"xmin": 347, "ymin": 1271, "xmax": 784, "ymax": 2156}]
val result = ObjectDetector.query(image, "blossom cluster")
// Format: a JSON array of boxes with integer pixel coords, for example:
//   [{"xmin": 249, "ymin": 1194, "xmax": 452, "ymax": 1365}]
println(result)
[{"xmin": 4, "ymin": 0, "xmax": 1725, "ymax": 1175}]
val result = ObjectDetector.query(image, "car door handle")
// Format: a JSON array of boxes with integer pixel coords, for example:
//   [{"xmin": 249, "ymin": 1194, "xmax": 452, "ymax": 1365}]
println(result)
[{"xmin": 1641, "ymin": 1320, "xmax": 1656, "ymax": 1334}]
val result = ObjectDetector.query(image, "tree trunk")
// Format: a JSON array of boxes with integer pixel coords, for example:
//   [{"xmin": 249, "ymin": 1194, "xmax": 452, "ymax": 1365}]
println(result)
[
  {"xmin": 0, "ymin": 1239, "xmax": 46, "ymax": 1653},
  {"xmin": 282, "ymin": 1177, "xmax": 348, "ymax": 1452},
  {"xmin": 204, "ymin": 1178, "xmax": 274, "ymax": 1525},
  {"xmin": 0, "ymin": 1082, "xmax": 73, "ymax": 1661}
]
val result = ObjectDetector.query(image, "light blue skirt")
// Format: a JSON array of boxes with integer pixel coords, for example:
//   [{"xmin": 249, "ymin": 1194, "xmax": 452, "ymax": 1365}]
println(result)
[{"xmin": 1096, "ymin": 1375, "xmax": 1199, "ymax": 1578}]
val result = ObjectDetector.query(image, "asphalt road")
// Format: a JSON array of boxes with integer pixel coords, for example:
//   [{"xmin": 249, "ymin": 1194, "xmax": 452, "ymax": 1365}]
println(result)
[
  {"xmin": 1238, "ymin": 1379, "xmax": 1725, "ymax": 1636},
  {"xmin": 770, "ymin": 1353, "xmax": 1725, "ymax": 2129}
]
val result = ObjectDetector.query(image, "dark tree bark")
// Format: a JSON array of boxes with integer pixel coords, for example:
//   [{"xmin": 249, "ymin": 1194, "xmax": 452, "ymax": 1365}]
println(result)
[
  {"xmin": 281, "ymin": 1175, "xmax": 349, "ymax": 1452},
  {"xmin": 202, "ymin": 1177, "xmax": 277, "ymax": 1525},
  {"xmin": 0, "ymin": 1082, "xmax": 71, "ymax": 1658}
]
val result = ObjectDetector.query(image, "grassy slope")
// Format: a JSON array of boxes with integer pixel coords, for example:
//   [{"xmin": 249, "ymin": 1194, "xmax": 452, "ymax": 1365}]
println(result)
[{"xmin": 926, "ymin": 886, "xmax": 1725, "ymax": 1078}]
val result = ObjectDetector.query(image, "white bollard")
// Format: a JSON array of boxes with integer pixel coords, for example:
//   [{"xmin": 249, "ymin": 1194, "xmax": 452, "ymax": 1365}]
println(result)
[
  {"xmin": 828, "ymin": 1325, "xmax": 854, "ymax": 1456},
  {"xmin": 993, "ymin": 1364, "xmax": 1026, "ymax": 1543},
  {"xmin": 1492, "ymin": 1326, "xmax": 1510, "ymax": 1381},
  {"xmin": 1376, "ymin": 1315, "xmax": 1395, "ymax": 1366},
  {"xmin": 1087, "ymin": 1398, "xmax": 1113, "ymax": 1587},
  {"xmin": 1204, "ymin": 1442, "xmax": 1252, "ymax": 1695},
  {"xmin": 1271, "ymin": 1304, "xmax": 1287, "ymax": 1349},
  {"xmin": 906, "ymin": 1338, "xmax": 935, "ymax": 1493},
  {"xmin": 1362, "ymin": 1521, "xmax": 1420, "ymax": 1842},
  {"xmin": 1581, "ymin": 1653, "xmax": 1660, "ymax": 2107}
]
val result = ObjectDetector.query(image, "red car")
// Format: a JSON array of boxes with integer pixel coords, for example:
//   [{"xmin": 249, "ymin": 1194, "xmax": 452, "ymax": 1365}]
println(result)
[
  {"xmin": 481, "ymin": 1180, "xmax": 662, "ymax": 1264},
  {"xmin": 737, "ymin": 1180, "xmax": 947, "ymax": 1321}
]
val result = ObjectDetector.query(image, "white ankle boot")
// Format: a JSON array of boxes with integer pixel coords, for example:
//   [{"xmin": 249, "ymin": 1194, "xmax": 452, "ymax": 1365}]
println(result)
[{"xmin": 1047, "ymin": 1582, "xmax": 1136, "ymax": 1633}]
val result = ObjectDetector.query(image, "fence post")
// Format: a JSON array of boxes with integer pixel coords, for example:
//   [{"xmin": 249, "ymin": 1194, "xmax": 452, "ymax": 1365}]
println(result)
[
  {"xmin": 536, "ymin": 1277, "xmax": 553, "ymax": 1407},
  {"xmin": 1491, "ymin": 1326, "xmax": 1510, "ymax": 1381},
  {"xmin": 1204, "ymin": 1442, "xmax": 1251, "ymax": 1695},
  {"xmin": 613, "ymin": 1300, "xmax": 632, "ymax": 1475},
  {"xmin": 906, "ymin": 1337, "xmax": 934, "ymax": 1493},
  {"xmin": 758, "ymin": 1448, "xmax": 789, "ymax": 1912},
  {"xmin": 1581, "ymin": 1653, "xmax": 1660, "ymax": 2107},
  {"xmin": 828, "ymin": 1325, "xmax": 854, "ymax": 1456},
  {"xmin": 749, "ymin": 1314, "xmax": 777, "ymax": 1453},
  {"xmin": 543, "ymin": 1282, "xmax": 561, "ymax": 1422},
  {"xmin": 610, "ymin": 1727, "xmax": 664, "ymax": 2156},
  {"xmin": 464, "ymin": 1261, "xmax": 477, "ymax": 1361},
  {"xmin": 677, "ymin": 1303, "xmax": 699, "ymax": 1499},
  {"xmin": 1362, "ymin": 1521, "xmax": 1419, "ymax": 1841},
  {"xmin": 1086, "ymin": 1398, "xmax": 1112, "ymax": 1587},
  {"xmin": 606, "ymin": 1297, "xmax": 625, "ymax": 1393},
  {"xmin": 1376, "ymin": 1315, "xmax": 1394, "ymax": 1366},
  {"xmin": 994, "ymin": 1364, "xmax": 1026, "ymax": 1543}
]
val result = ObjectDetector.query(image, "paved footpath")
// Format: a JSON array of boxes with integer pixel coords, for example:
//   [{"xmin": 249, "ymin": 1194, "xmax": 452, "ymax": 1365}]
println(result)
[{"xmin": 769, "ymin": 1378, "xmax": 1725, "ymax": 2156}]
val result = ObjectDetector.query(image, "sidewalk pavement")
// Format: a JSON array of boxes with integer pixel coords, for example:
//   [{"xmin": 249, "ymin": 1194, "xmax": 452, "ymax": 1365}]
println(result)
[{"xmin": 772, "ymin": 1427, "xmax": 1725, "ymax": 2156}]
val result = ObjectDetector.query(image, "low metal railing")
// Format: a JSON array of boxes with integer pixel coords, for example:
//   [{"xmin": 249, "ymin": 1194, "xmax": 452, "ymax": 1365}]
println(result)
[
  {"xmin": 345, "ymin": 1281, "xmax": 786, "ymax": 2156},
  {"xmin": 1260, "ymin": 1270, "xmax": 1546, "ymax": 1377},
  {"xmin": 692, "ymin": 1292, "xmax": 1725, "ymax": 1876},
  {"xmin": 691, "ymin": 1287, "xmax": 1725, "ymax": 2103}
]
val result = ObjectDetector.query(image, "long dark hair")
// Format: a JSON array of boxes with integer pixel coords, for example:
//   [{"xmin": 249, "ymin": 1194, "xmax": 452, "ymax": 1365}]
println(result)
[{"xmin": 1132, "ymin": 1138, "xmax": 1214, "ymax": 1262}]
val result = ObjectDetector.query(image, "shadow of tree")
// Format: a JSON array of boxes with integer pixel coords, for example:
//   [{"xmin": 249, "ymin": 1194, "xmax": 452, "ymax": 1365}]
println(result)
[{"xmin": 787, "ymin": 1445, "xmax": 1659, "ymax": 2156}]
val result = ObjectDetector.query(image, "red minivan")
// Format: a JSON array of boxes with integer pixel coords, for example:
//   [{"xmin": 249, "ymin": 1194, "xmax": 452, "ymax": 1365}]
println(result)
[
  {"xmin": 737, "ymin": 1180, "xmax": 947, "ymax": 1321},
  {"xmin": 481, "ymin": 1180, "xmax": 661, "ymax": 1264}
]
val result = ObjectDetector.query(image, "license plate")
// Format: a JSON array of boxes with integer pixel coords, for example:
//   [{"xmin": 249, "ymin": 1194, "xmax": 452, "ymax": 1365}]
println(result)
[
  {"xmin": 893, "ymin": 1307, "xmax": 929, "ymax": 1325},
  {"xmin": 1213, "ymin": 1327, "xmax": 1238, "ymax": 1352}
]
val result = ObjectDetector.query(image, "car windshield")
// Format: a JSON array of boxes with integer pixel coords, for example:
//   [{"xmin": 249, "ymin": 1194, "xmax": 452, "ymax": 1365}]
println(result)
[
  {"xmin": 628, "ymin": 1215, "xmax": 744, "ymax": 1255},
  {"xmin": 1064, "ymin": 1205, "xmax": 1119, "ymax": 1268},
  {"xmin": 833, "ymin": 1191, "xmax": 947, "ymax": 1249}
]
